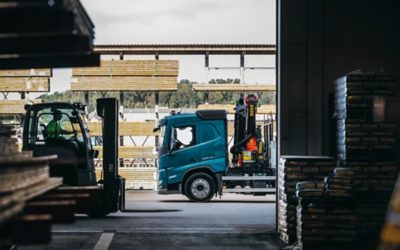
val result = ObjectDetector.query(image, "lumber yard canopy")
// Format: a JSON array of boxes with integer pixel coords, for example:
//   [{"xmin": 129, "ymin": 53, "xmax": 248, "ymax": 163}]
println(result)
[{"xmin": 94, "ymin": 44, "xmax": 276, "ymax": 55}]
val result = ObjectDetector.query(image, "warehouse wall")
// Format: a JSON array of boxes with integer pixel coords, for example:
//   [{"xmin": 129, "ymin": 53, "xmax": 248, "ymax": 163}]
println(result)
[{"xmin": 278, "ymin": 0, "xmax": 400, "ymax": 155}]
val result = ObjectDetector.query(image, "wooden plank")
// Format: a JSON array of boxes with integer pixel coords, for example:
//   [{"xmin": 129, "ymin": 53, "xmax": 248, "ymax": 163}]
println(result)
[
  {"xmin": 0, "ymin": 99, "xmax": 42, "ymax": 114},
  {"xmin": 88, "ymin": 122, "xmax": 158, "ymax": 136},
  {"xmin": 193, "ymin": 84, "xmax": 276, "ymax": 92},
  {"xmin": 197, "ymin": 104, "xmax": 275, "ymax": 114},
  {"xmin": 0, "ymin": 69, "xmax": 52, "ymax": 77},
  {"xmin": 0, "ymin": 165, "xmax": 49, "ymax": 193},
  {"xmin": 72, "ymin": 60, "xmax": 178, "ymax": 76},
  {"xmin": 0, "ymin": 77, "xmax": 49, "ymax": 92},
  {"xmin": 0, "ymin": 178, "xmax": 63, "ymax": 216},
  {"xmin": 93, "ymin": 146, "xmax": 155, "ymax": 159},
  {"xmin": 70, "ymin": 76, "xmax": 177, "ymax": 91}
]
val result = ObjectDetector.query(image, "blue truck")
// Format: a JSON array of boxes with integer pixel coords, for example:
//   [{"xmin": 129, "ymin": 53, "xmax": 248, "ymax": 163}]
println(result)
[{"xmin": 155, "ymin": 95, "xmax": 275, "ymax": 202}]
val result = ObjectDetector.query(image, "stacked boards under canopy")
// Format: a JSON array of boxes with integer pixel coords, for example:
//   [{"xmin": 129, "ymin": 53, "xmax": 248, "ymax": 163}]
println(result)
[
  {"xmin": 71, "ymin": 60, "xmax": 179, "ymax": 91},
  {"xmin": 71, "ymin": 60, "xmax": 179, "ymax": 190},
  {"xmin": 0, "ymin": 69, "xmax": 52, "ymax": 114},
  {"xmin": 192, "ymin": 83, "xmax": 276, "ymax": 92}
]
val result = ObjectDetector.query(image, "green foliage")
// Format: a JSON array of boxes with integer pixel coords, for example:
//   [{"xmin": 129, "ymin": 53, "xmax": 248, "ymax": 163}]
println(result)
[{"xmin": 39, "ymin": 79, "xmax": 275, "ymax": 111}]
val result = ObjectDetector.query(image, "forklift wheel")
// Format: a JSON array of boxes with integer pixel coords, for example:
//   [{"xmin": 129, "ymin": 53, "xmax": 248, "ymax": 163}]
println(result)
[{"xmin": 184, "ymin": 172, "xmax": 215, "ymax": 202}]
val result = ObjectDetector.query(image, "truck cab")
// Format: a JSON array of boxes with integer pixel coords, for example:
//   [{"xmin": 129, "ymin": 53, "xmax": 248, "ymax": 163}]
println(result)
[
  {"xmin": 156, "ymin": 95, "xmax": 276, "ymax": 202},
  {"xmin": 157, "ymin": 110, "xmax": 228, "ymax": 201}
]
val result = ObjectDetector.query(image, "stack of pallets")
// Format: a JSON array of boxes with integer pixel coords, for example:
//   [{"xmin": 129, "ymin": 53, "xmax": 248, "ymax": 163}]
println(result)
[
  {"xmin": 295, "ymin": 168, "xmax": 356, "ymax": 249},
  {"xmin": 293, "ymin": 71, "xmax": 399, "ymax": 249},
  {"xmin": 278, "ymin": 156, "xmax": 336, "ymax": 244},
  {"xmin": 335, "ymin": 72, "xmax": 397, "ymax": 163},
  {"xmin": 335, "ymin": 71, "xmax": 399, "ymax": 244}
]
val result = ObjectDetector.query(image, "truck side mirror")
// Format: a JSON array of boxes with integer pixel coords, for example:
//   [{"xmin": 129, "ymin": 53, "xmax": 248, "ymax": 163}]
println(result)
[{"xmin": 90, "ymin": 149, "xmax": 99, "ymax": 158}]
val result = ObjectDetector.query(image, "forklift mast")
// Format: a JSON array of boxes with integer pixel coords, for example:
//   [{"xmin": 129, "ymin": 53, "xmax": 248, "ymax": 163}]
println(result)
[{"xmin": 96, "ymin": 98, "xmax": 125, "ymax": 212}]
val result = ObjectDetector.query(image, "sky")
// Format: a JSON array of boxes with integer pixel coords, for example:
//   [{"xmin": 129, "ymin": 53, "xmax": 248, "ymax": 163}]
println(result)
[{"xmin": 25, "ymin": 0, "xmax": 276, "ymax": 99}]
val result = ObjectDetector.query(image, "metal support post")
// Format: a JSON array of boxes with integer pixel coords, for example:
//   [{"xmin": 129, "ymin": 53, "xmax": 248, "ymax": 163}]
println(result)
[
  {"xmin": 119, "ymin": 91, "xmax": 124, "ymax": 167},
  {"xmin": 204, "ymin": 91, "xmax": 209, "ymax": 105},
  {"xmin": 205, "ymin": 52, "xmax": 210, "ymax": 84},
  {"xmin": 240, "ymin": 53, "xmax": 245, "ymax": 84},
  {"xmin": 154, "ymin": 91, "xmax": 160, "ymax": 154},
  {"xmin": 84, "ymin": 91, "xmax": 89, "ymax": 116}
]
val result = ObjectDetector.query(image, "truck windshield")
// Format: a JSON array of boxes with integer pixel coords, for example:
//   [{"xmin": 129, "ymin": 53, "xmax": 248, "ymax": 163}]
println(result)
[{"xmin": 27, "ymin": 107, "xmax": 86, "ymax": 147}]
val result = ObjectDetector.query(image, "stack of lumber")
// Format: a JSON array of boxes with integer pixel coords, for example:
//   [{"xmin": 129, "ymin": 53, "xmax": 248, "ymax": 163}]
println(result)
[
  {"xmin": 89, "ymin": 119, "xmax": 158, "ymax": 190},
  {"xmin": 94, "ymin": 146, "xmax": 155, "ymax": 159},
  {"xmin": 198, "ymin": 104, "xmax": 275, "ymax": 114},
  {"xmin": 88, "ymin": 121, "xmax": 158, "ymax": 136},
  {"xmin": 0, "ymin": 99, "xmax": 42, "ymax": 114},
  {"xmin": 71, "ymin": 60, "xmax": 178, "ymax": 91},
  {"xmin": 0, "ymin": 69, "xmax": 51, "ymax": 93},
  {"xmin": 0, "ymin": 122, "xmax": 68, "ymax": 247},
  {"xmin": 278, "ymin": 156, "xmax": 336, "ymax": 244},
  {"xmin": 0, "ymin": 0, "xmax": 99, "ymax": 69},
  {"xmin": 192, "ymin": 83, "xmax": 276, "ymax": 92}
]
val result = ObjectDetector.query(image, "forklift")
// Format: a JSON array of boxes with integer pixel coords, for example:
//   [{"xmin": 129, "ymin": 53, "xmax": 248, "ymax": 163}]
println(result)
[{"xmin": 22, "ymin": 98, "xmax": 125, "ymax": 216}]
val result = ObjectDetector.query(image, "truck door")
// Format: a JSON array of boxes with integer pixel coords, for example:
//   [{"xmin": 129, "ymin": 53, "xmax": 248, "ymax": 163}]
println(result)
[{"xmin": 164, "ymin": 125, "xmax": 200, "ymax": 185}]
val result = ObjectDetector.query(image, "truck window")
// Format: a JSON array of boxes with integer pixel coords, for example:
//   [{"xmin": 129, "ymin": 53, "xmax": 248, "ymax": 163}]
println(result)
[
  {"xmin": 200, "ymin": 124, "xmax": 219, "ymax": 143},
  {"xmin": 172, "ymin": 126, "xmax": 195, "ymax": 150}
]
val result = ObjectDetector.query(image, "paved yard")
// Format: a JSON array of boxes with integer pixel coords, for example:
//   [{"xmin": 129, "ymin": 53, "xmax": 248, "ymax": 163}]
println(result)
[{"xmin": 21, "ymin": 191, "xmax": 285, "ymax": 250}]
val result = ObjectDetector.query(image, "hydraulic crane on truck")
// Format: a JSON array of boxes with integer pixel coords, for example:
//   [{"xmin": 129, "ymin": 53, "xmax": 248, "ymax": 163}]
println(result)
[
  {"xmin": 22, "ymin": 98, "xmax": 125, "ymax": 216},
  {"xmin": 156, "ymin": 94, "xmax": 275, "ymax": 202}
]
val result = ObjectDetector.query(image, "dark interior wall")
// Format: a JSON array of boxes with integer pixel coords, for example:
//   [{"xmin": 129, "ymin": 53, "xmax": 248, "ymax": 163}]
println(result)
[{"xmin": 278, "ymin": 0, "xmax": 400, "ymax": 156}]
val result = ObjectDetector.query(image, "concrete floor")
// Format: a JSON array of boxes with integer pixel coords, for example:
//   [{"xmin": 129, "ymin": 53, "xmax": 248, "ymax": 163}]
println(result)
[{"xmin": 21, "ymin": 191, "xmax": 285, "ymax": 250}]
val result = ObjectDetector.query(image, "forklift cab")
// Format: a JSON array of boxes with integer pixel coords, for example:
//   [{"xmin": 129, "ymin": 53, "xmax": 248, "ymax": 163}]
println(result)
[{"xmin": 22, "ymin": 102, "xmax": 97, "ymax": 186}]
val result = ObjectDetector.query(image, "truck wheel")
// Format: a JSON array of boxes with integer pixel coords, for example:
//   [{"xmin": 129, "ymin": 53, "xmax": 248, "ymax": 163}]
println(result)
[{"xmin": 184, "ymin": 172, "xmax": 215, "ymax": 202}]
